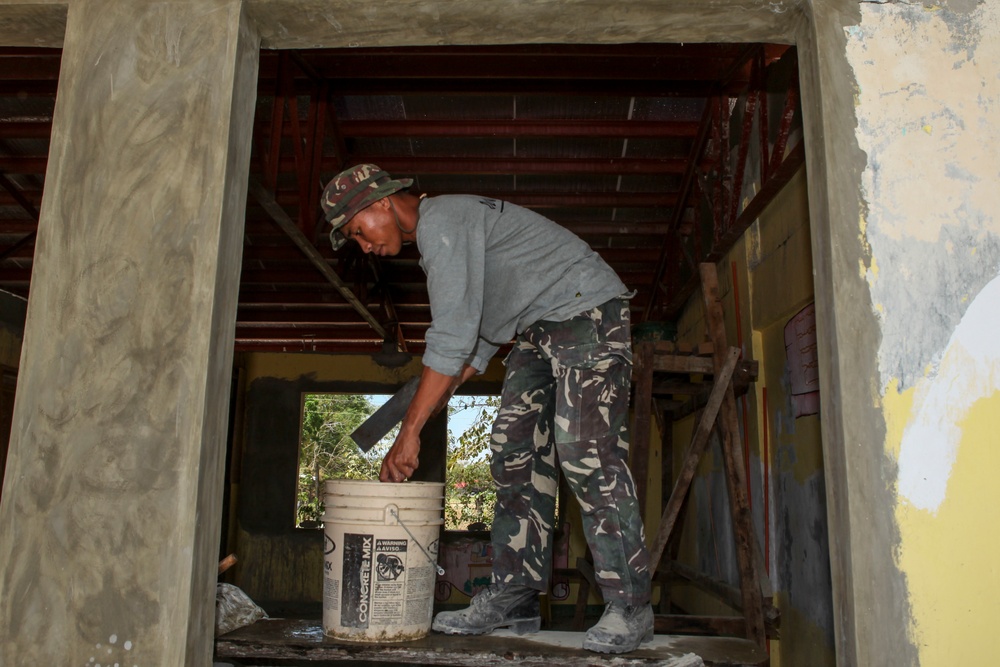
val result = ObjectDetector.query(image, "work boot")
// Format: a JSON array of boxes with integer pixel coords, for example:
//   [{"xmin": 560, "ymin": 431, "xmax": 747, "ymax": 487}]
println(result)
[
  {"xmin": 432, "ymin": 583, "xmax": 541, "ymax": 635},
  {"xmin": 582, "ymin": 602, "xmax": 654, "ymax": 653}
]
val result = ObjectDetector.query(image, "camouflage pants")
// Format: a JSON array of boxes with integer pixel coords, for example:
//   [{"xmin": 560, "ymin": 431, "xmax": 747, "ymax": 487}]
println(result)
[{"xmin": 489, "ymin": 297, "xmax": 651, "ymax": 605}]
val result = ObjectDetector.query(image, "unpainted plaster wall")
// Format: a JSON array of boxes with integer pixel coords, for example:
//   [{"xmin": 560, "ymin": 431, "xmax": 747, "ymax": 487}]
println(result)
[{"xmin": 0, "ymin": 1, "xmax": 261, "ymax": 663}]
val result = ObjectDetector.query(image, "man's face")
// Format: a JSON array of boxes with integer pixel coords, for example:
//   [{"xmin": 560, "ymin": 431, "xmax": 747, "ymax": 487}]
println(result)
[{"xmin": 341, "ymin": 197, "xmax": 402, "ymax": 257}]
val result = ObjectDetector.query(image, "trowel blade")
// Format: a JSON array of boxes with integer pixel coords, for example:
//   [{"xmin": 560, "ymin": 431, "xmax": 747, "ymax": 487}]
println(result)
[{"xmin": 350, "ymin": 377, "xmax": 420, "ymax": 452}]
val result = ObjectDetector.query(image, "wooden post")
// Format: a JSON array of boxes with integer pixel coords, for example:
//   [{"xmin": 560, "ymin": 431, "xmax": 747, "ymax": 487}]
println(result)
[
  {"xmin": 699, "ymin": 262, "xmax": 766, "ymax": 647},
  {"xmin": 649, "ymin": 347, "xmax": 741, "ymax": 571}
]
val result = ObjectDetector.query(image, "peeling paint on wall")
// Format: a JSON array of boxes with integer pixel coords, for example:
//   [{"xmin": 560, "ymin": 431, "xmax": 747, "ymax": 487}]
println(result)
[
  {"xmin": 846, "ymin": 2, "xmax": 1000, "ymax": 391},
  {"xmin": 897, "ymin": 271, "xmax": 1000, "ymax": 511},
  {"xmin": 845, "ymin": 3, "xmax": 1000, "ymax": 663}
]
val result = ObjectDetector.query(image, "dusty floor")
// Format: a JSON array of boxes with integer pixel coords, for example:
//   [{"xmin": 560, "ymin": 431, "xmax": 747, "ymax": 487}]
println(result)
[{"xmin": 215, "ymin": 618, "xmax": 767, "ymax": 666}]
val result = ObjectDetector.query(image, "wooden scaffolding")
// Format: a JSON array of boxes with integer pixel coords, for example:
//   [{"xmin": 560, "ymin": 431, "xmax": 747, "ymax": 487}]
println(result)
[{"xmin": 630, "ymin": 262, "xmax": 778, "ymax": 648}]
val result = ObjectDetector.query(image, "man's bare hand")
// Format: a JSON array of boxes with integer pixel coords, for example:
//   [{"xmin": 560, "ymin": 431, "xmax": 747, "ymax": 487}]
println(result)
[
  {"xmin": 379, "ymin": 364, "xmax": 476, "ymax": 483},
  {"xmin": 380, "ymin": 430, "xmax": 420, "ymax": 483}
]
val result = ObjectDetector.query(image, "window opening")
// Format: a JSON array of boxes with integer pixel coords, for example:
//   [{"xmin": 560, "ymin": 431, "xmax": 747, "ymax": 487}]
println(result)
[
  {"xmin": 445, "ymin": 395, "xmax": 499, "ymax": 531},
  {"xmin": 296, "ymin": 393, "xmax": 391, "ymax": 528},
  {"xmin": 295, "ymin": 392, "xmax": 501, "ymax": 531}
]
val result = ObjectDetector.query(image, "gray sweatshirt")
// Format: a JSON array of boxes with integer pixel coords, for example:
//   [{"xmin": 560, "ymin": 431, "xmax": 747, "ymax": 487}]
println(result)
[{"xmin": 416, "ymin": 195, "xmax": 628, "ymax": 376}]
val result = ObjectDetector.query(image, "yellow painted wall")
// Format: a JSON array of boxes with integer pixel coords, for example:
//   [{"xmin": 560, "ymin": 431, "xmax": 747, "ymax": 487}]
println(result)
[
  {"xmin": 243, "ymin": 350, "xmax": 505, "ymax": 386},
  {"xmin": 0, "ymin": 327, "xmax": 21, "ymax": 369},
  {"xmin": 748, "ymin": 166, "xmax": 834, "ymax": 667},
  {"xmin": 884, "ymin": 388, "xmax": 1000, "ymax": 665}
]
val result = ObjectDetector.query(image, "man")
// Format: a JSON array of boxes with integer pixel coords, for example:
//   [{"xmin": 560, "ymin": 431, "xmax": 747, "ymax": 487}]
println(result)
[{"xmin": 321, "ymin": 164, "xmax": 653, "ymax": 654}]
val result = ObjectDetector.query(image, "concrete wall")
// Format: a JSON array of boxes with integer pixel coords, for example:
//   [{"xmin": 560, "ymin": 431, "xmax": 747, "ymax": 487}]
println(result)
[
  {"xmin": 795, "ymin": 2, "xmax": 999, "ymax": 665},
  {"xmin": 0, "ymin": 2, "xmax": 260, "ymax": 663}
]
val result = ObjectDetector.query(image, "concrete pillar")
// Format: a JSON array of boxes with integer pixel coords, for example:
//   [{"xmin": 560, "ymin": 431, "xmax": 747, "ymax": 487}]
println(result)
[{"xmin": 0, "ymin": 1, "xmax": 259, "ymax": 664}]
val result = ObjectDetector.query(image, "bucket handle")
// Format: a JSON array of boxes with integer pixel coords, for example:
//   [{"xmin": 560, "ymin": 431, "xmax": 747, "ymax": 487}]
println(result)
[{"xmin": 388, "ymin": 506, "xmax": 445, "ymax": 576}]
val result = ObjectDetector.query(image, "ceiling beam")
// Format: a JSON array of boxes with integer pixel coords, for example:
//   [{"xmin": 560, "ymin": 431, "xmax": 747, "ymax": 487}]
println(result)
[
  {"xmin": 247, "ymin": 179, "xmax": 388, "ymax": 341},
  {"xmin": 662, "ymin": 142, "xmax": 805, "ymax": 317},
  {"xmin": 259, "ymin": 47, "xmax": 752, "ymax": 82},
  {"xmin": 250, "ymin": 189, "xmax": 679, "ymax": 209},
  {"xmin": 0, "ymin": 173, "xmax": 37, "ymax": 261},
  {"xmin": 341, "ymin": 156, "xmax": 690, "ymax": 176},
  {"xmin": 336, "ymin": 119, "xmax": 701, "ymax": 139},
  {"xmin": 0, "ymin": 156, "xmax": 47, "ymax": 174},
  {"xmin": 0, "ymin": 120, "xmax": 53, "ymax": 138},
  {"xmin": 265, "ymin": 78, "xmax": 747, "ymax": 97},
  {"xmin": 643, "ymin": 93, "xmax": 717, "ymax": 322}
]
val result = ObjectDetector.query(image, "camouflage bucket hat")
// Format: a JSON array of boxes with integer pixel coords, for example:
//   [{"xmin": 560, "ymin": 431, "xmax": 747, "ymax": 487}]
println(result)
[{"xmin": 321, "ymin": 164, "xmax": 413, "ymax": 250}]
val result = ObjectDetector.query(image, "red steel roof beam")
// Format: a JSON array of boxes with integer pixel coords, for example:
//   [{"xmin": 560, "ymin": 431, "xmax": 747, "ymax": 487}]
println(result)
[
  {"xmin": 339, "ymin": 156, "xmax": 689, "ymax": 175},
  {"xmin": 338, "ymin": 119, "xmax": 701, "ymax": 139},
  {"xmin": 643, "ymin": 98, "xmax": 716, "ymax": 322}
]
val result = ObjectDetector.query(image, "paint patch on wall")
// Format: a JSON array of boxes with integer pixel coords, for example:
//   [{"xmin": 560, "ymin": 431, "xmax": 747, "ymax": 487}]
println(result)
[
  {"xmin": 845, "ymin": 2, "xmax": 1000, "ymax": 391},
  {"xmin": 897, "ymin": 271, "xmax": 1000, "ymax": 512}
]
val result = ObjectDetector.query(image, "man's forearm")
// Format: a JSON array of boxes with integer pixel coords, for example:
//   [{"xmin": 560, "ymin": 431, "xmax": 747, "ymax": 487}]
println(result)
[{"xmin": 399, "ymin": 365, "xmax": 458, "ymax": 438}]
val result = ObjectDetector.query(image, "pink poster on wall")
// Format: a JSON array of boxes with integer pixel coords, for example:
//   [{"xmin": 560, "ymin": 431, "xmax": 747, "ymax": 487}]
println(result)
[{"xmin": 784, "ymin": 302, "xmax": 820, "ymax": 417}]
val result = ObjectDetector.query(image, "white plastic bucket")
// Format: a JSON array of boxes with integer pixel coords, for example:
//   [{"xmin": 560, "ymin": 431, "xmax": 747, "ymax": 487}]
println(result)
[{"xmin": 322, "ymin": 479, "xmax": 445, "ymax": 642}]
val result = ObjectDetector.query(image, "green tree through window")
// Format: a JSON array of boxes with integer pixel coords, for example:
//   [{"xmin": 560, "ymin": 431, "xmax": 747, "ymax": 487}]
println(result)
[
  {"xmin": 445, "ymin": 395, "xmax": 500, "ymax": 531},
  {"xmin": 296, "ymin": 393, "xmax": 387, "ymax": 526},
  {"xmin": 296, "ymin": 393, "xmax": 499, "ymax": 530}
]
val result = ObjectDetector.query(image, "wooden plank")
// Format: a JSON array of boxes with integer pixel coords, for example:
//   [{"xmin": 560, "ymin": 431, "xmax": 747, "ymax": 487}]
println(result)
[
  {"xmin": 652, "ymin": 340, "xmax": 678, "ymax": 354},
  {"xmin": 666, "ymin": 560, "xmax": 743, "ymax": 611},
  {"xmin": 649, "ymin": 346, "xmax": 740, "ymax": 572},
  {"xmin": 665, "ymin": 361, "xmax": 758, "ymax": 421},
  {"xmin": 652, "ymin": 356, "xmax": 757, "ymax": 381},
  {"xmin": 654, "ymin": 614, "xmax": 780, "ymax": 640},
  {"xmin": 652, "ymin": 379, "xmax": 709, "ymax": 396},
  {"xmin": 699, "ymin": 262, "xmax": 766, "ymax": 648},
  {"xmin": 657, "ymin": 423, "xmax": 675, "ymax": 613},
  {"xmin": 652, "ymin": 354, "xmax": 715, "ymax": 374},
  {"xmin": 654, "ymin": 614, "xmax": 747, "ymax": 638},
  {"xmin": 630, "ymin": 341, "xmax": 654, "ymax": 510}
]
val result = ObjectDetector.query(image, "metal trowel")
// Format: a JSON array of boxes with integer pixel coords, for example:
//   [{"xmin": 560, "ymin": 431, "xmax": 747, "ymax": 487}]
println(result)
[{"xmin": 350, "ymin": 377, "xmax": 420, "ymax": 452}]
